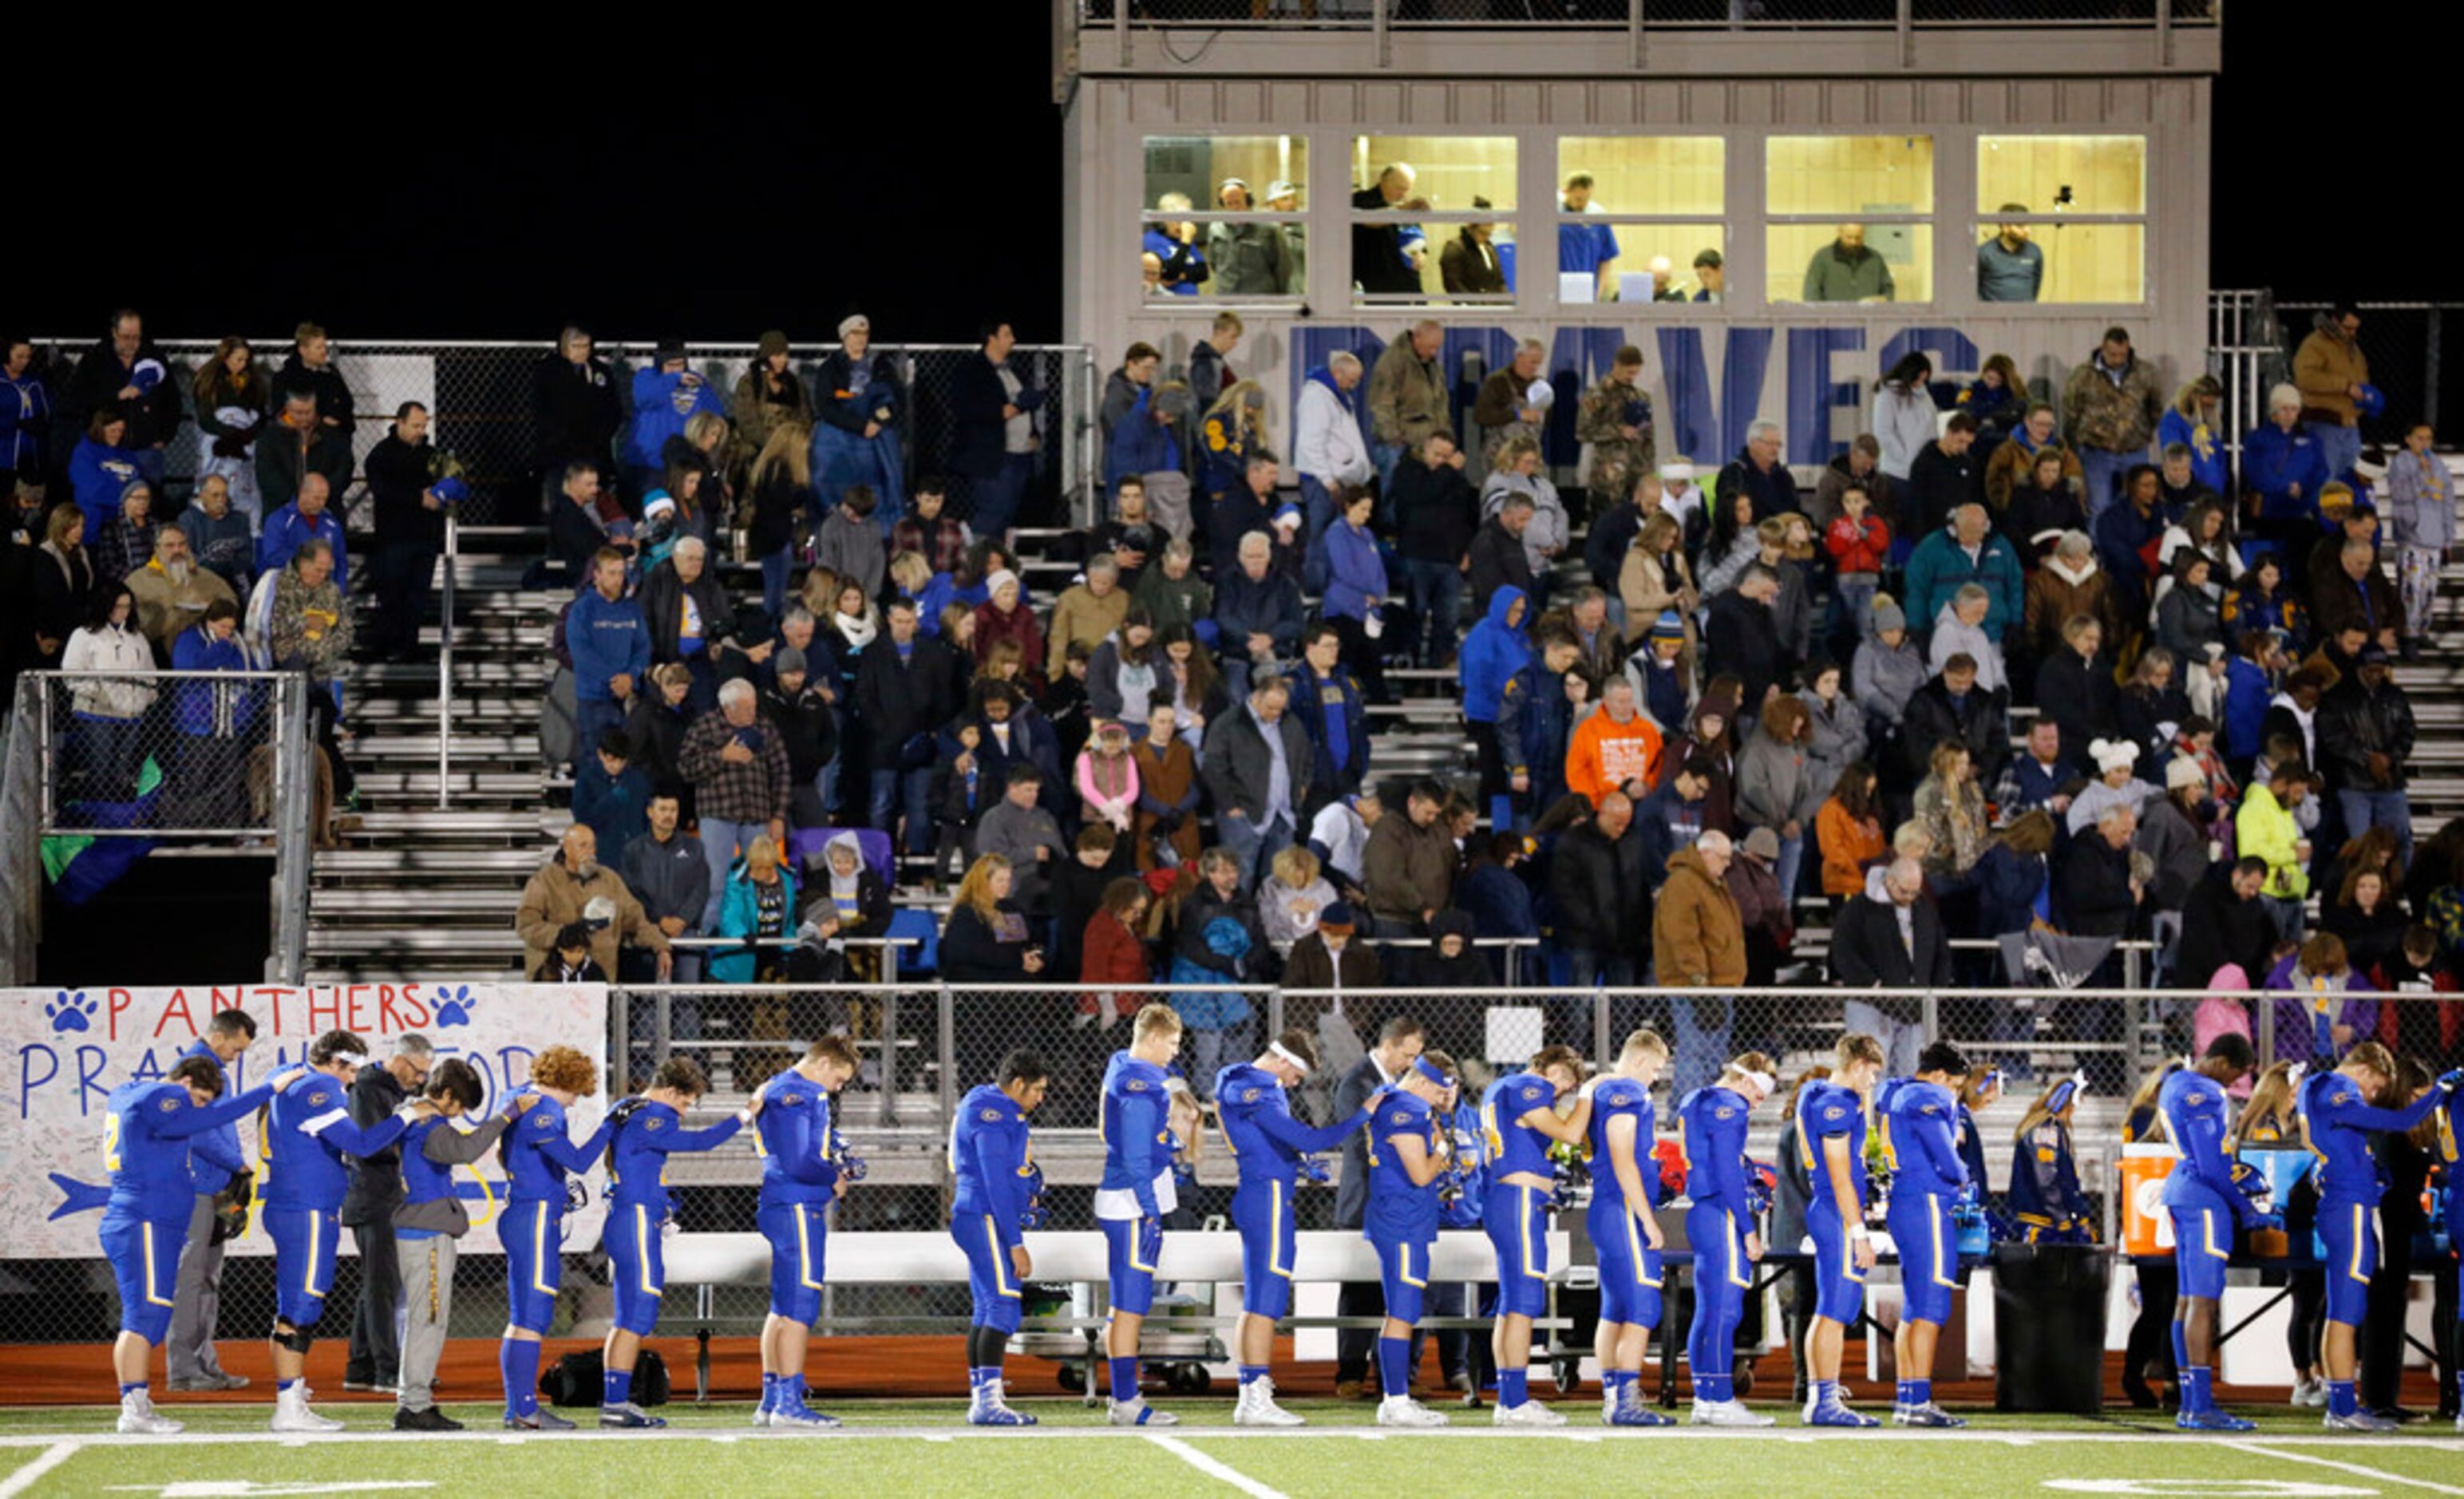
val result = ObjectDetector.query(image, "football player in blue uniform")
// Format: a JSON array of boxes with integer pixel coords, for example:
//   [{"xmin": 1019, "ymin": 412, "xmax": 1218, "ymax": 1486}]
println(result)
[
  {"xmin": 1480, "ymin": 1043, "xmax": 1591, "ymax": 1426},
  {"xmin": 1097, "ymin": 1003, "xmax": 1185, "ymax": 1426},
  {"xmin": 1366, "ymin": 1053, "xmax": 1457, "ymax": 1428},
  {"xmin": 1880, "ymin": 1041, "xmax": 1972, "ymax": 1428},
  {"xmin": 951, "ymin": 1050, "xmax": 1052, "ymax": 1426},
  {"xmin": 601, "ymin": 1058, "xmax": 761, "ymax": 1428},
  {"xmin": 2296, "ymin": 1041, "xmax": 2458, "ymax": 1430},
  {"xmin": 1679, "ymin": 1050, "xmax": 1778, "ymax": 1426},
  {"xmin": 496, "ymin": 1044, "xmax": 609, "ymax": 1430},
  {"xmin": 753, "ymin": 1036, "xmax": 861, "ymax": 1430},
  {"xmin": 99, "ymin": 1054, "xmax": 299, "ymax": 1433},
  {"xmin": 1215, "ymin": 1029, "xmax": 1370, "ymax": 1426},
  {"xmin": 261, "ymin": 1029, "xmax": 432, "ymax": 1433},
  {"xmin": 2440, "ymin": 1075, "xmax": 2462, "ymax": 1432},
  {"xmin": 2157, "ymin": 1034, "xmax": 2262, "ymax": 1431},
  {"xmin": 1798, "ymin": 1033, "xmax": 1885, "ymax": 1427},
  {"xmin": 1586, "ymin": 1027, "xmax": 1673, "ymax": 1427}
]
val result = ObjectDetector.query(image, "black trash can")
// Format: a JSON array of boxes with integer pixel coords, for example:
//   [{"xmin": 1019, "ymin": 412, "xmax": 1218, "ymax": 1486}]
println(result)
[{"xmin": 1992, "ymin": 1242, "xmax": 2112, "ymax": 1414}]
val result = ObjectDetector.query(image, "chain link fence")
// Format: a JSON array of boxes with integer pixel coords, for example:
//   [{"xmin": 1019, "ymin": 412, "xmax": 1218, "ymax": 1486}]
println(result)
[{"xmin": 23, "ymin": 339, "xmax": 1100, "ymax": 535}]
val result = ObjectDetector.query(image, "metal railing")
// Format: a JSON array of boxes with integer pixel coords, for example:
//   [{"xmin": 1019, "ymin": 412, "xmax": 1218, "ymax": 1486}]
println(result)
[
  {"xmin": 4, "ymin": 670, "xmax": 316, "ymax": 983},
  {"xmin": 1074, "ymin": 0, "xmax": 2211, "ymax": 29},
  {"xmin": 436, "ymin": 509, "xmax": 457, "ymax": 809}
]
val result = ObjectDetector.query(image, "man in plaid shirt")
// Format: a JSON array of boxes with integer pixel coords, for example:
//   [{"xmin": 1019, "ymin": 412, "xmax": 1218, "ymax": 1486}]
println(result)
[{"xmin": 678, "ymin": 677, "xmax": 792, "ymax": 929}]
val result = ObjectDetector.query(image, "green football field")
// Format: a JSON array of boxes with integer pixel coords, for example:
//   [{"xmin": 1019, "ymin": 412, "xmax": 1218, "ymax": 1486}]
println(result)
[{"xmin": 1, "ymin": 1401, "xmax": 2458, "ymax": 1497}]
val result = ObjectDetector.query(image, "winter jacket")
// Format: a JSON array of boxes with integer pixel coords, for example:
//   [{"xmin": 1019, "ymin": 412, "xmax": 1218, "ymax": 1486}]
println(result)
[
  {"xmin": 1366, "ymin": 340, "xmax": 1451, "ymax": 449},
  {"xmin": 1734, "ymin": 734, "xmax": 1827, "ymax": 835},
  {"xmin": 1651, "ymin": 846, "xmax": 1746, "ymax": 987},
  {"xmin": 2154, "ymin": 583, "xmax": 2229, "ymax": 664},
  {"xmin": 1703, "ymin": 589, "xmax": 1786, "ymax": 707},
  {"xmin": 69, "ymin": 437, "xmax": 140, "ymax": 532},
  {"xmin": 2240, "ymin": 421, "xmax": 2328, "ymax": 522},
  {"xmin": 1928, "ymin": 602, "xmax": 2005, "ymax": 694},
  {"xmin": 1458, "ymin": 587, "xmax": 1530, "ymax": 726},
  {"xmin": 1293, "ymin": 369, "xmax": 1371, "ymax": 487},
  {"xmin": 1984, "ymin": 428, "xmax": 2082, "ymax": 511},
  {"xmin": 1101, "ymin": 378, "xmax": 1182, "ymax": 489},
  {"xmin": 2237, "ymin": 782, "xmax": 2307, "ymax": 901},
  {"xmin": 1798, "ymin": 690, "xmax": 1866, "ymax": 793},
  {"xmin": 1906, "ymin": 439, "xmax": 1985, "ymax": 538},
  {"xmin": 623, "ymin": 368, "xmax": 722, "ymax": 473},
  {"xmin": 573, "ymin": 757, "xmax": 653, "ymax": 866},
  {"xmin": 1714, "ymin": 448, "xmax": 1802, "ymax": 532},
  {"xmin": 1872, "ymin": 382, "xmax": 1937, "ymax": 480},
  {"xmin": 61, "ymin": 623, "xmax": 156, "ymax": 718},
  {"xmin": 2001, "ymin": 478, "xmax": 2088, "ymax": 553},
  {"xmin": 1480, "ymin": 469, "xmax": 1569, "ymax": 580},
  {"xmin": 856, "ymin": 636, "xmax": 957, "ymax": 750},
  {"xmin": 168, "ymin": 625, "xmax": 260, "ymax": 737},
  {"xmin": 1904, "ymin": 525, "xmax": 2023, "ymax": 641},
  {"xmin": 533, "ymin": 352, "xmax": 623, "ymax": 469},
  {"xmin": 1467, "ymin": 516, "xmax": 1537, "ymax": 612},
  {"xmin": 1392, "ymin": 454, "xmax": 1482, "ymax": 568},
  {"xmin": 1812, "ymin": 457, "xmax": 1902, "ymax": 532},
  {"xmin": 1548, "ymin": 819, "xmax": 1647, "ymax": 959},
  {"xmin": 254, "ymin": 414, "xmax": 353, "ymax": 517},
  {"xmin": 1817, "ymin": 799, "xmax": 1886, "ymax": 898},
  {"xmin": 2134, "ymin": 798, "xmax": 2209, "ymax": 912},
  {"xmin": 1824, "ymin": 511, "xmax": 1890, "ymax": 575},
  {"xmin": 2022, "ymin": 556, "xmax": 2118, "ymax": 661},
  {"xmin": 1200, "ymin": 702, "xmax": 1315, "ymax": 825},
  {"xmin": 67, "ymin": 337, "xmax": 184, "ymax": 449},
  {"xmin": 2059, "ymin": 833, "xmax": 2138, "ymax": 939},
  {"xmin": 761, "ymin": 681, "xmax": 839, "ymax": 785},
  {"xmin": 1, "ymin": 369, "xmax": 51, "ymax": 473},
  {"xmin": 2157, "ymin": 408, "xmax": 2230, "ymax": 498},
  {"xmin": 514, "ymin": 858, "xmax": 668, "ymax": 978},
  {"xmin": 1972, "ymin": 843, "xmax": 2049, "ymax": 938},
  {"xmin": 125, "ymin": 556, "xmax": 235, "ymax": 659},
  {"xmin": 2292, "ymin": 316, "xmax": 2369, "ymax": 428},
  {"xmin": 2032, "ymin": 648, "xmax": 2119, "ymax": 772},
  {"xmin": 2315, "ymin": 677, "xmax": 2415, "ymax": 791},
  {"xmin": 2310, "ymin": 561, "xmax": 2402, "ymax": 645},
  {"xmin": 1565, "ymin": 706, "xmax": 1663, "ymax": 809},
  {"xmin": 1322, "ymin": 519, "xmax": 1386, "ymax": 622},
  {"xmin": 268, "ymin": 572, "xmax": 352, "ymax": 678},
  {"xmin": 1851, "ymin": 633, "xmax": 1926, "ymax": 726},
  {"xmin": 2062, "ymin": 350, "xmax": 2164, "ymax": 456},
  {"xmin": 1212, "ymin": 568, "xmax": 1303, "ymax": 662},
  {"xmin": 1362, "ymin": 814, "xmax": 1456, "ymax": 927},
  {"xmin": 639, "ymin": 558, "xmax": 735, "ymax": 664},
  {"xmin": 1830, "ymin": 892, "xmax": 1953, "ymax": 994},
  {"xmin": 1802, "ymin": 242, "xmax": 1893, "ymax": 303},
  {"xmin": 1500, "ymin": 662, "xmax": 1580, "ymax": 808},
  {"xmin": 1900, "ymin": 677, "xmax": 2012, "ymax": 784},
  {"xmin": 256, "ymin": 502, "xmax": 348, "ymax": 591},
  {"xmin": 1289, "ymin": 660, "xmax": 1369, "ymax": 793},
  {"xmin": 1046, "ymin": 583, "xmax": 1131, "ymax": 678}
]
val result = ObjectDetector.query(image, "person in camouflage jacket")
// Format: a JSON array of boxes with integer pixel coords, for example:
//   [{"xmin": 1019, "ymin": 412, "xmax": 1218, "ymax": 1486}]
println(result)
[{"xmin": 1576, "ymin": 346, "xmax": 1655, "ymax": 513}]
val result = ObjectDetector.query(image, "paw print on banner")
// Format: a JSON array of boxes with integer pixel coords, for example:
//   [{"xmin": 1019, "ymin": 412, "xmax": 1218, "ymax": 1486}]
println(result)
[
  {"xmin": 45, "ymin": 991, "xmax": 97, "ymax": 1034},
  {"xmin": 429, "ymin": 986, "xmax": 477, "ymax": 1029}
]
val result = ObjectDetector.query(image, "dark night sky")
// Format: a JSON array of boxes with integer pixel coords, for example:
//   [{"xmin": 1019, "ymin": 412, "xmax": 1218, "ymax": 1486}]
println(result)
[{"xmin": 17, "ymin": 16, "xmax": 2401, "ymax": 342}]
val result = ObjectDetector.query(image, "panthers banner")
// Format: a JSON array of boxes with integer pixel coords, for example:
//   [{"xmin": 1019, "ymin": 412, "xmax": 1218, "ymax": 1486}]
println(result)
[{"xmin": 0, "ymin": 983, "xmax": 608, "ymax": 1260}]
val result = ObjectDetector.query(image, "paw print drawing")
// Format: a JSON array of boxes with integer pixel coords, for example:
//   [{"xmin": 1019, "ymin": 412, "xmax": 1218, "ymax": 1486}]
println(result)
[
  {"xmin": 45, "ymin": 991, "xmax": 97, "ymax": 1034},
  {"xmin": 429, "ymin": 986, "xmax": 476, "ymax": 1029}
]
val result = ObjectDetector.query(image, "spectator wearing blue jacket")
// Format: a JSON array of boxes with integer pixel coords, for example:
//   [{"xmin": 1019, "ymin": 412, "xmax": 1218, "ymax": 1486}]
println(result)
[
  {"xmin": 623, "ymin": 346, "xmax": 723, "ymax": 495},
  {"xmin": 574, "ymin": 727, "xmax": 654, "ymax": 869},
  {"xmin": 1212, "ymin": 532, "xmax": 1304, "ymax": 699},
  {"xmin": 1461, "ymin": 586, "xmax": 1532, "ymax": 820},
  {"xmin": 70, "ymin": 410, "xmax": 143, "ymax": 535},
  {"xmin": 2221, "ymin": 634, "xmax": 2280, "ymax": 768},
  {"xmin": 568, "ymin": 548, "xmax": 651, "ymax": 758},
  {"xmin": 2090, "ymin": 465, "xmax": 2168, "ymax": 620},
  {"xmin": 813, "ymin": 315, "xmax": 908, "ymax": 538},
  {"xmin": 1500, "ymin": 631, "xmax": 1585, "ymax": 823},
  {"xmin": 2157, "ymin": 377, "xmax": 2230, "ymax": 498},
  {"xmin": 2, "ymin": 338, "xmax": 51, "ymax": 478},
  {"xmin": 1903, "ymin": 504, "xmax": 2023, "ymax": 642},
  {"xmin": 1290, "ymin": 625, "xmax": 1370, "ymax": 800},
  {"xmin": 1319, "ymin": 487, "xmax": 1389, "ymax": 698},
  {"xmin": 255, "ymin": 474, "xmax": 348, "ymax": 590},
  {"xmin": 166, "ymin": 603, "xmax": 263, "ymax": 848},
  {"xmin": 711, "ymin": 843, "xmax": 801, "ymax": 985},
  {"xmin": 2243, "ymin": 386, "xmax": 2328, "ymax": 558}
]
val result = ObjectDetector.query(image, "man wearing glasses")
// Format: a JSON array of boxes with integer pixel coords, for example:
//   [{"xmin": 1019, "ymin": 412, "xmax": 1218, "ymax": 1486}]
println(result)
[{"xmin": 341, "ymin": 1034, "xmax": 436, "ymax": 1395}]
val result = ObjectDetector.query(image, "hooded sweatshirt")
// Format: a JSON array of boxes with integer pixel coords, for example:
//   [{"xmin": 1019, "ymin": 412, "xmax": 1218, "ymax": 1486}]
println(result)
[{"xmin": 1459, "ymin": 585, "xmax": 1530, "ymax": 726}]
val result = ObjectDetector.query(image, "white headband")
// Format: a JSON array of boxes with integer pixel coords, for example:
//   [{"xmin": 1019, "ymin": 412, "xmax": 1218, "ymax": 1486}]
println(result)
[
  {"xmin": 1741, "ymin": 1069, "xmax": 1777, "ymax": 1095},
  {"xmin": 2285, "ymin": 1062, "xmax": 2308, "ymax": 1089},
  {"xmin": 1268, "ymin": 1042, "xmax": 1311, "ymax": 1078},
  {"xmin": 331, "ymin": 1051, "xmax": 369, "ymax": 1069}
]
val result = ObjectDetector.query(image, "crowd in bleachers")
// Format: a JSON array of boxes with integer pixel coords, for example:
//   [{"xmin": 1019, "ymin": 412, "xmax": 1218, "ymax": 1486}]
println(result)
[{"xmin": 7, "ymin": 305, "xmax": 2464, "ymax": 1084}]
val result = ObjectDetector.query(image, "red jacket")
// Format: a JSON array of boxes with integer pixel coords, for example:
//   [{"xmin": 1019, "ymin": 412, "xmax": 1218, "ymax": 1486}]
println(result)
[
  {"xmin": 1825, "ymin": 512, "xmax": 1890, "ymax": 575},
  {"xmin": 1078, "ymin": 909, "xmax": 1153, "ymax": 1014},
  {"xmin": 972, "ymin": 599, "xmax": 1047, "ymax": 684}
]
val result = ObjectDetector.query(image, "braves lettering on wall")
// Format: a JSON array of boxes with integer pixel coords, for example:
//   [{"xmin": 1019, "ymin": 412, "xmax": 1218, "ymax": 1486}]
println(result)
[
  {"xmin": 2, "ymin": 983, "xmax": 610, "ymax": 1260},
  {"xmin": 1291, "ymin": 322, "xmax": 1990, "ymax": 470}
]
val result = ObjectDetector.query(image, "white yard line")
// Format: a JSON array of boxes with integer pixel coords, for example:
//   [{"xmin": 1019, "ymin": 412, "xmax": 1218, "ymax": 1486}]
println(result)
[
  {"xmin": 2228, "ymin": 1438, "xmax": 2464, "ymax": 1497},
  {"xmin": 0, "ymin": 1441, "xmax": 79, "ymax": 1499},
  {"xmin": 1144, "ymin": 1434, "xmax": 1291, "ymax": 1499}
]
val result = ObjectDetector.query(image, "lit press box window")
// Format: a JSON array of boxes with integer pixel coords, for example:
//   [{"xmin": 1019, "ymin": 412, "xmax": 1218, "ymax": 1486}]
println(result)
[
  {"xmin": 1765, "ymin": 136, "xmax": 1935, "ymax": 307},
  {"xmin": 1552, "ymin": 137, "xmax": 1726, "ymax": 306},
  {"xmin": 1351, "ymin": 135, "xmax": 1516, "ymax": 306},
  {"xmin": 1975, "ymin": 135, "xmax": 2148, "ymax": 306},
  {"xmin": 1141, "ymin": 136, "xmax": 1310, "ymax": 301}
]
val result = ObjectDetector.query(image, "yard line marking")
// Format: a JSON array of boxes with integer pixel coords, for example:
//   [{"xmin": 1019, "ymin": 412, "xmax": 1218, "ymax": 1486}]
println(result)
[
  {"xmin": 2228, "ymin": 1439, "xmax": 2464, "ymax": 1497},
  {"xmin": 1145, "ymin": 1434, "xmax": 1290, "ymax": 1499},
  {"xmin": 0, "ymin": 1440, "xmax": 79, "ymax": 1499}
]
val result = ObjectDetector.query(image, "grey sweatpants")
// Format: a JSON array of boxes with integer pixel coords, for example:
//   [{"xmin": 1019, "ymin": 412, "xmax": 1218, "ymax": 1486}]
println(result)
[
  {"xmin": 394, "ymin": 1234, "xmax": 458, "ymax": 1414},
  {"xmin": 167, "ymin": 1192, "xmax": 229, "ymax": 1382}
]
